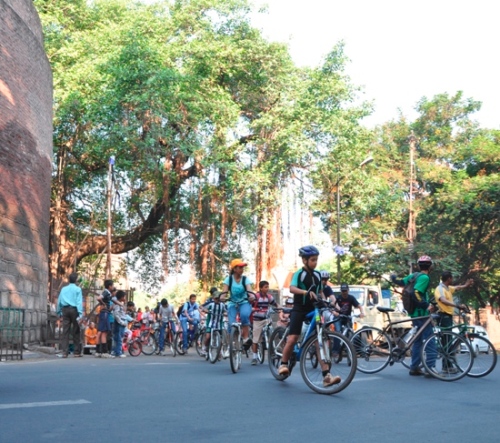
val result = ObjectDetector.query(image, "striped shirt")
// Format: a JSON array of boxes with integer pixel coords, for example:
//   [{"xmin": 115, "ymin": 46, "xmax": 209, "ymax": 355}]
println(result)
[{"xmin": 206, "ymin": 302, "xmax": 226, "ymax": 329}]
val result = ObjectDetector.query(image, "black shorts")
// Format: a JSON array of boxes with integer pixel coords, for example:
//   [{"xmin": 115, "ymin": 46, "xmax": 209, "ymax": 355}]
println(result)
[{"xmin": 288, "ymin": 309, "xmax": 313, "ymax": 336}]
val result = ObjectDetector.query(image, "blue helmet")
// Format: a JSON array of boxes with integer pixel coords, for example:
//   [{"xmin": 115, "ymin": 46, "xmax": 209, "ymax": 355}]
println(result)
[{"xmin": 298, "ymin": 245, "xmax": 320, "ymax": 258}]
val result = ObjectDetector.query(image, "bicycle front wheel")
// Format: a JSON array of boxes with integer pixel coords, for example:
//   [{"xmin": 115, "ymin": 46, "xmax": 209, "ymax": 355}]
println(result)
[
  {"xmin": 422, "ymin": 331, "xmax": 473, "ymax": 381},
  {"xmin": 229, "ymin": 326, "xmax": 242, "ymax": 373},
  {"xmin": 174, "ymin": 332, "xmax": 185, "ymax": 355},
  {"xmin": 351, "ymin": 327, "xmax": 391, "ymax": 373},
  {"xmin": 299, "ymin": 331, "xmax": 357, "ymax": 395},
  {"xmin": 128, "ymin": 340, "xmax": 142, "ymax": 357},
  {"xmin": 268, "ymin": 326, "xmax": 288, "ymax": 381},
  {"xmin": 466, "ymin": 334, "xmax": 497, "ymax": 378},
  {"xmin": 141, "ymin": 333, "xmax": 157, "ymax": 356},
  {"xmin": 167, "ymin": 329, "xmax": 176, "ymax": 357},
  {"xmin": 209, "ymin": 330, "xmax": 222, "ymax": 364}
]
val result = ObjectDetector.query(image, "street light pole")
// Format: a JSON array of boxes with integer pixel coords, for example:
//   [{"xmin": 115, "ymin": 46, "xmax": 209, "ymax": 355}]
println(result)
[{"xmin": 335, "ymin": 156, "xmax": 373, "ymax": 285}]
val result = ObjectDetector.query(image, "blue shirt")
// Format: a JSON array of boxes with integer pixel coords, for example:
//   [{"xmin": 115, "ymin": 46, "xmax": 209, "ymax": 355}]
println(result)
[
  {"xmin": 57, "ymin": 283, "xmax": 83, "ymax": 316},
  {"xmin": 223, "ymin": 275, "xmax": 253, "ymax": 306}
]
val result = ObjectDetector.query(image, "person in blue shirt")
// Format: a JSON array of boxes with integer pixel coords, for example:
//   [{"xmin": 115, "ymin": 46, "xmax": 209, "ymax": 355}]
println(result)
[
  {"xmin": 179, "ymin": 294, "xmax": 200, "ymax": 353},
  {"xmin": 57, "ymin": 272, "xmax": 83, "ymax": 358},
  {"xmin": 222, "ymin": 258, "xmax": 254, "ymax": 346}
]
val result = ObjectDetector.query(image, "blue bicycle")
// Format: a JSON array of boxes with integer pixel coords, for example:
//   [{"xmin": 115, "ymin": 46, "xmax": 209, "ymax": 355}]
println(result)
[{"xmin": 268, "ymin": 302, "xmax": 357, "ymax": 395}]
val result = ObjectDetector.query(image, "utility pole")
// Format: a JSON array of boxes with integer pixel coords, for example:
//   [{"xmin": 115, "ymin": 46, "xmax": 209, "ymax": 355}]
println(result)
[
  {"xmin": 105, "ymin": 156, "xmax": 115, "ymax": 279},
  {"xmin": 406, "ymin": 134, "xmax": 417, "ymax": 273}
]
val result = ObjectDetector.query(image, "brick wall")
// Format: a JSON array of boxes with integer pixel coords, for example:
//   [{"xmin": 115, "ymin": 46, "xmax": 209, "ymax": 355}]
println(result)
[{"xmin": 0, "ymin": 0, "xmax": 53, "ymax": 343}]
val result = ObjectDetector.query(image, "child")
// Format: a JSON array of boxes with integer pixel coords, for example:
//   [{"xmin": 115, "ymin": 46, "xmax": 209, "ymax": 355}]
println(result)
[{"xmin": 201, "ymin": 291, "xmax": 226, "ymax": 357}]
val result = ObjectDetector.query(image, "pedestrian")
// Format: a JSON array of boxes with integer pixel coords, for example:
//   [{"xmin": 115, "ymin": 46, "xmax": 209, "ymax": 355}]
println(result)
[
  {"xmin": 435, "ymin": 271, "xmax": 472, "ymax": 373},
  {"xmin": 95, "ymin": 279, "xmax": 114, "ymax": 358},
  {"xmin": 57, "ymin": 272, "xmax": 83, "ymax": 358},
  {"xmin": 391, "ymin": 255, "xmax": 437, "ymax": 377},
  {"xmin": 112, "ymin": 290, "xmax": 128, "ymax": 358},
  {"xmin": 85, "ymin": 321, "xmax": 98, "ymax": 346}
]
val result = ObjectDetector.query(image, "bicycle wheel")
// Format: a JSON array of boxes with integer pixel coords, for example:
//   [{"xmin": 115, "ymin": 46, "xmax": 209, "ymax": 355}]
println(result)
[
  {"xmin": 128, "ymin": 340, "xmax": 142, "ymax": 357},
  {"xmin": 268, "ymin": 326, "xmax": 288, "ymax": 381},
  {"xmin": 466, "ymin": 334, "xmax": 497, "ymax": 378},
  {"xmin": 229, "ymin": 326, "xmax": 242, "ymax": 373},
  {"xmin": 422, "ymin": 331, "xmax": 473, "ymax": 381},
  {"xmin": 257, "ymin": 335, "xmax": 266, "ymax": 364},
  {"xmin": 196, "ymin": 332, "xmax": 204, "ymax": 357},
  {"xmin": 166, "ymin": 329, "xmax": 176, "ymax": 357},
  {"xmin": 175, "ymin": 331, "xmax": 186, "ymax": 355},
  {"xmin": 209, "ymin": 330, "xmax": 222, "ymax": 364},
  {"xmin": 300, "ymin": 331, "xmax": 357, "ymax": 395},
  {"xmin": 351, "ymin": 327, "xmax": 391, "ymax": 374},
  {"xmin": 140, "ymin": 332, "xmax": 157, "ymax": 356}
]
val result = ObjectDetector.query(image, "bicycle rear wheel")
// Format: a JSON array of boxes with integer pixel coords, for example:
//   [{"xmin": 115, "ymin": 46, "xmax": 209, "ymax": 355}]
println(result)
[
  {"xmin": 128, "ymin": 340, "xmax": 142, "ymax": 357},
  {"xmin": 229, "ymin": 326, "xmax": 242, "ymax": 373},
  {"xmin": 140, "ymin": 332, "xmax": 157, "ymax": 356},
  {"xmin": 350, "ymin": 327, "xmax": 391, "ymax": 373},
  {"xmin": 268, "ymin": 326, "xmax": 288, "ymax": 381},
  {"xmin": 466, "ymin": 334, "xmax": 497, "ymax": 378},
  {"xmin": 300, "ymin": 331, "xmax": 357, "ymax": 395},
  {"xmin": 422, "ymin": 331, "xmax": 473, "ymax": 381},
  {"xmin": 209, "ymin": 330, "xmax": 222, "ymax": 364}
]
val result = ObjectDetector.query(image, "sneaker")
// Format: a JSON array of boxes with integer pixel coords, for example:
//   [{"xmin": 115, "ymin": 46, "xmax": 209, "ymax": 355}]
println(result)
[
  {"xmin": 94, "ymin": 353, "xmax": 102, "ymax": 358},
  {"xmin": 183, "ymin": 348, "xmax": 189, "ymax": 355},
  {"xmin": 73, "ymin": 354, "xmax": 83, "ymax": 358},
  {"xmin": 323, "ymin": 373, "xmax": 341, "ymax": 387},
  {"xmin": 119, "ymin": 354, "xmax": 127, "ymax": 358},
  {"xmin": 102, "ymin": 353, "xmax": 112, "ymax": 358},
  {"xmin": 199, "ymin": 349, "xmax": 207, "ymax": 357},
  {"xmin": 160, "ymin": 351, "xmax": 167, "ymax": 356},
  {"xmin": 251, "ymin": 358, "xmax": 258, "ymax": 365},
  {"xmin": 443, "ymin": 367, "xmax": 458, "ymax": 374},
  {"xmin": 278, "ymin": 364, "xmax": 290, "ymax": 376},
  {"xmin": 409, "ymin": 368, "xmax": 424, "ymax": 376},
  {"xmin": 222, "ymin": 350, "xmax": 230, "ymax": 359}
]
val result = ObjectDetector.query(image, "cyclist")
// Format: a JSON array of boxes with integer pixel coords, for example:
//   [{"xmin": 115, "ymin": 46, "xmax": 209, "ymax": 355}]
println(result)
[
  {"xmin": 179, "ymin": 294, "xmax": 200, "ymax": 354},
  {"xmin": 251, "ymin": 280, "xmax": 278, "ymax": 365},
  {"xmin": 158, "ymin": 298, "xmax": 178, "ymax": 356},
  {"xmin": 320, "ymin": 270, "xmax": 334, "ymax": 299},
  {"xmin": 222, "ymin": 258, "xmax": 254, "ymax": 347},
  {"xmin": 200, "ymin": 291, "xmax": 227, "ymax": 356},
  {"xmin": 391, "ymin": 255, "xmax": 437, "ymax": 377},
  {"xmin": 278, "ymin": 246, "xmax": 341, "ymax": 387}
]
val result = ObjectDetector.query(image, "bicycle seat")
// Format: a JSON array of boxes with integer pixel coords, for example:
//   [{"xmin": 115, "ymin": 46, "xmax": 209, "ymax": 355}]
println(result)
[{"xmin": 377, "ymin": 307, "xmax": 394, "ymax": 313}]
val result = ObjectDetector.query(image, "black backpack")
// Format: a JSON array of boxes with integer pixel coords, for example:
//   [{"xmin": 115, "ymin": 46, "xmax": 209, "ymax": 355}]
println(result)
[
  {"xmin": 176, "ymin": 303, "xmax": 186, "ymax": 318},
  {"xmin": 402, "ymin": 273, "xmax": 422, "ymax": 315}
]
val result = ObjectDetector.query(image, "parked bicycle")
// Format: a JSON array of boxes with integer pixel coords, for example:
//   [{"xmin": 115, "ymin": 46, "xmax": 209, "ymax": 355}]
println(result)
[
  {"xmin": 351, "ymin": 306, "xmax": 474, "ymax": 381},
  {"xmin": 267, "ymin": 301, "xmax": 357, "ymax": 395}
]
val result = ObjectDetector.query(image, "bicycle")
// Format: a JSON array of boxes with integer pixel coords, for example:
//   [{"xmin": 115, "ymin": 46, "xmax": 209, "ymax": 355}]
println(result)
[
  {"xmin": 329, "ymin": 313, "xmax": 360, "ymax": 365},
  {"xmin": 254, "ymin": 307, "xmax": 279, "ymax": 364},
  {"xmin": 175, "ymin": 319, "xmax": 205, "ymax": 356},
  {"xmin": 206, "ymin": 320, "xmax": 229, "ymax": 364},
  {"xmin": 136, "ymin": 323, "xmax": 158, "ymax": 356},
  {"xmin": 350, "ymin": 306, "xmax": 474, "ymax": 381},
  {"xmin": 450, "ymin": 307, "xmax": 497, "ymax": 378},
  {"xmin": 122, "ymin": 331, "xmax": 142, "ymax": 357},
  {"xmin": 228, "ymin": 291, "xmax": 257, "ymax": 373},
  {"xmin": 154, "ymin": 321, "xmax": 177, "ymax": 357},
  {"xmin": 267, "ymin": 301, "xmax": 357, "ymax": 395}
]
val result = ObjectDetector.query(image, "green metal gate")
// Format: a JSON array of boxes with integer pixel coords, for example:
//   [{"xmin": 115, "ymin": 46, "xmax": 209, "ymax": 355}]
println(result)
[{"xmin": 0, "ymin": 307, "xmax": 25, "ymax": 360}]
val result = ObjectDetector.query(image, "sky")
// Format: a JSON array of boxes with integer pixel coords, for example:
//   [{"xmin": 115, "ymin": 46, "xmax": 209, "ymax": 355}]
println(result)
[{"xmin": 250, "ymin": 0, "xmax": 500, "ymax": 128}]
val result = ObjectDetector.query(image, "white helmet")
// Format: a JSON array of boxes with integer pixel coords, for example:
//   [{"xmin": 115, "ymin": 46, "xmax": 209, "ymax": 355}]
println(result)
[{"xmin": 320, "ymin": 270, "xmax": 330, "ymax": 280}]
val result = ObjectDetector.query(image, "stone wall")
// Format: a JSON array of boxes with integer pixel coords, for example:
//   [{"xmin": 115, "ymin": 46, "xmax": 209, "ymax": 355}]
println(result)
[{"xmin": 0, "ymin": 0, "xmax": 53, "ymax": 343}]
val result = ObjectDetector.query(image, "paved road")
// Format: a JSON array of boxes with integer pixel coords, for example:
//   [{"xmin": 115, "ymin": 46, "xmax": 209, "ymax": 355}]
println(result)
[{"xmin": 0, "ymin": 352, "xmax": 498, "ymax": 442}]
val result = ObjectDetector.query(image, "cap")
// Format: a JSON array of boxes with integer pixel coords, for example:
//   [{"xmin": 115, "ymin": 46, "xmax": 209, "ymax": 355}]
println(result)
[
  {"xmin": 230, "ymin": 258, "xmax": 247, "ymax": 269},
  {"xmin": 340, "ymin": 283, "xmax": 349, "ymax": 291}
]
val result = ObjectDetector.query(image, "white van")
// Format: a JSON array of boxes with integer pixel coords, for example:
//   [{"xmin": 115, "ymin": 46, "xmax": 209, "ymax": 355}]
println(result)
[{"xmin": 330, "ymin": 284, "xmax": 409, "ymax": 330}]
